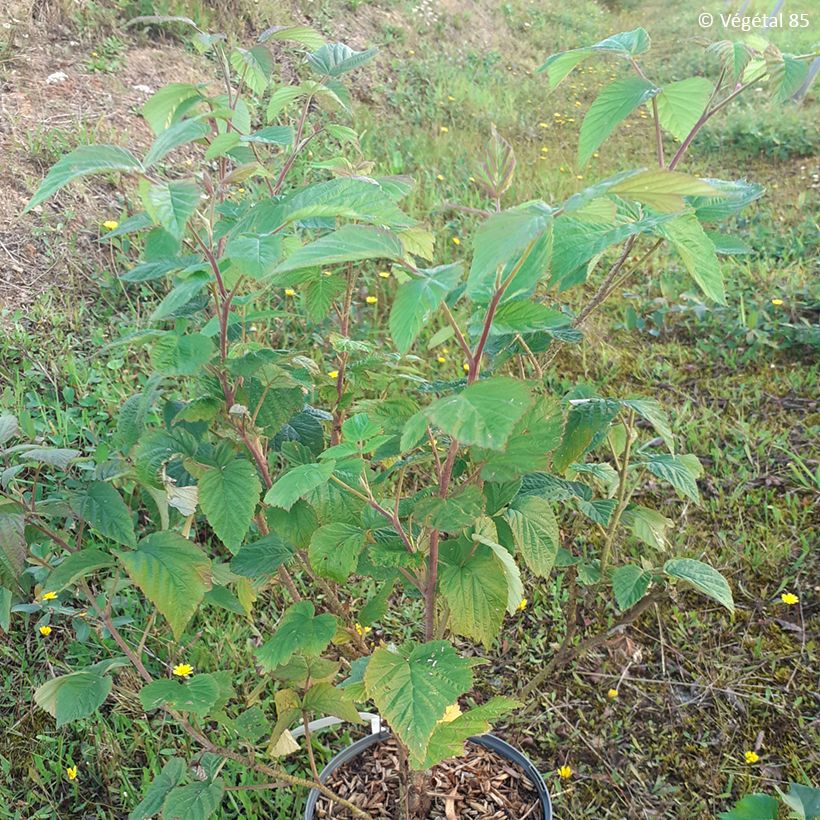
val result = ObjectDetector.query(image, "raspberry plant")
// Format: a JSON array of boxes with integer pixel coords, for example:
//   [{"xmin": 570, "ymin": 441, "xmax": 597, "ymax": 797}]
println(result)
[{"xmin": 4, "ymin": 20, "xmax": 814, "ymax": 819}]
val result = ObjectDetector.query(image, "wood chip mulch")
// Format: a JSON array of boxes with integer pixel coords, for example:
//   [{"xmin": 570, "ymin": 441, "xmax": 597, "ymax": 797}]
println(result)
[{"xmin": 313, "ymin": 737, "xmax": 544, "ymax": 819}]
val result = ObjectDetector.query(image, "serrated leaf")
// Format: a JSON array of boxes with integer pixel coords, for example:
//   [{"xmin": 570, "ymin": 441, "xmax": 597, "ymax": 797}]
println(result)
[
  {"xmin": 553, "ymin": 398, "xmax": 621, "ymax": 474},
  {"xmin": 151, "ymin": 333, "xmax": 214, "ymax": 373},
  {"xmin": 0, "ymin": 505, "xmax": 26, "ymax": 585},
  {"xmin": 646, "ymin": 453, "xmax": 702, "ymax": 502},
  {"xmin": 622, "ymin": 505, "xmax": 673, "ymax": 550},
  {"xmin": 42, "ymin": 549, "xmax": 115, "ymax": 594},
  {"xmin": 139, "ymin": 675, "xmax": 220, "ymax": 715},
  {"xmin": 25, "ymin": 145, "xmax": 144, "ymax": 211},
  {"xmin": 364, "ymin": 641, "xmax": 473, "ymax": 764},
  {"xmin": 259, "ymin": 24, "xmax": 325, "ymax": 49},
  {"xmin": 390, "ymin": 263, "xmax": 462, "ymax": 354},
  {"xmin": 425, "ymin": 377, "xmax": 532, "ymax": 451},
  {"xmin": 308, "ymin": 522, "xmax": 366, "ymax": 582},
  {"xmin": 162, "ymin": 780, "xmax": 224, "ymax": 820},
  {"xmin": 302, "ymin": 682, "xmax": 364, "ymax": 723},
  {"xmin": 274, "ymin": 225, "xmax": 404, "ymax": 274},
  {"xmin": 0, "ymin": 414, "xmax": 19, "ymax": 446},
  {"xmin": 255, "ymin": 601, "xmax": 336, "ymax": 671},
  {"xmin": 718, "ymin": 794, "xmax": 779, "ymax": 820},
  {"xmin": 579, "ymin": 78, "xmax": 659, "ymax": 165},
  {"xmin": 230, "ymin": 46, "xmax": 273, "ymax": 96},
  {"xmin": 34, "ymin": 668, "xmax": 114, "ymax": 728},
  {"xmin": 199, "ymin": 459, "xmax": 261, "ymax": 553},
  {"xmin": 655, "ymin": 78, "xmax": 713, "ymax": 141},
  {"xmin": 609, "ymin": 170, "xmax": 718, "ymax": 213},
  {"xmin": 664, "ymin": 558, "xmax": 734, "ymax": 612},
  {"xmin": 70, "ymin": 481, "xmax": 135, "ymax": 547},
  {"xmin": 688, "ymin": 178, "xmax": 765, "ymax": 222},
  {"xmin": 307, "ymin": 43, "xmax": 378, "ymax": 77},
  {"xmin": 264, "ymin": 461, "xmax": 335, "ymax": 510},
  {"xmin": 117, "ymin": 532, "xmax": 211, "ymax": 639},
  {"xmin": 414, "ymin": 485, "xmax": 484, "ymax": 532},
  {"xmin": 142, "ymin": 180, "xmax": 200, "ymax": 239},
  {"xmin": 230, "ymin": 534, "xmax": 293, "ymax": 577},
  {"xmin": 224, "ymin": 233, "xmax": 283, "ymax": 280},
  {"xmin": 129, "ymin": 758, "xmax": 186, "ymax": 820},
  {"xmin": 622, "ymin": 398, "xmax": 674, "ymax": 452},
  {"xmin": 142, "ymin": 83, "xmax": 203, "ymax": 134},
  {"xmin": 504, "ymin": 496, "xmax": 559, "ymax": 578},
  {"xmin": 144, "ymin": 118, "xmax": 209, "ymax": 167},
  {"xmin": 611, "ymin": 565, "xmax": 652, "ymax": 611}
]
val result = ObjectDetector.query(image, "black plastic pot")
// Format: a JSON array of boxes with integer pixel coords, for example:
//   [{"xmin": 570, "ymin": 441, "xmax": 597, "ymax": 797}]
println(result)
[{"xmin": 303, "ymin": 729, "xmax": 552, "ymax": 819}]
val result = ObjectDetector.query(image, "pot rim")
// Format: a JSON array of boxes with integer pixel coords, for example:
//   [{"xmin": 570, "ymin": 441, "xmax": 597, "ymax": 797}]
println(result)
[{"xmin": 302, "ymin": 724, "xmax": 552, "ymax": 819}]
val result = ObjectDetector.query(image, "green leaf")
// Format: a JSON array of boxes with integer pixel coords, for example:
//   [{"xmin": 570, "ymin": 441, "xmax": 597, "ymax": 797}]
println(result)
[
  {"xmin": 622, "ymin": 398, "xmax": 674, "ymax": 452},
  {"xmin": 706, "ymin": 232, "xmax": 752, "ymax": 255},
  {"xmin": 422, "ymin": 697, "xmax": 519, "ymax": 769},
  {"xmin": 259, "ymin": 24, "xmax": 325, "ymax": 50},
  {"xmin": 20, "ymin": 446, "xmax": 82, "ymax": 468},
  {"xmin": 707, "ymin": 40, "xmax": 754, "ymax": 82},
  {"xmin": 204, "ymin": 132, "xmax": 241, "ymax": 160},
  {"xmin": 553, "ymin": 398, "xmax": 621, "ymax": 474},
  {"xmin": 151, "ymin": 333, "xmax": 214, "ymax": 374},
  {"xmin": 414, "ymin": 485, "xmax": 484, "ymax": 532},
  {"xmin": 621, "ymin": 505, "xmax": 672, "ymax": 550},
  {"xmin": 42, "ymin": 549, "xmax": 115, "ymax": 594},
  {"xmin": 473, "ymin": 526, "xmax": 524, "ymax": 615},
  {"xmin": 199, "ymin": 460, "xmax": 261, "ymax": 553},
  {"xmin": 646, "ymin": 453, "xmax": 702, "ymax": 502},
  {"xmin": 359, "ymin": 581, "xmax": 394, "ymax": 626},
  {"xmin": 149, "ymin": 270, "xmax": 211, "ymax": 322},
  {"xmin": 266, "ymin": 85, "xmax": 306, "ymax": 120},
  {"xmin": 162, "ymin": 780, "xmax": 225, "ymax": 820},
  {"xmin": 142, "ymin": 180, "xmax": 200, "ymax": 239},
  {"xmin": 488, "ymin": 301, "xmax": 569, "ymax": 336},
  {"xmin": 688, "ymin": 179, "xmax": 765, "ymax": 222},
  {"xmin": 234, "ymin": 705, "xmax": 271, "ymax": 742},
  {"xmin": 537, "ymin": 28, "xmax": 651, "ymax": 89},
  {"xmin": 767, "ymin": 53, "xmax": 810, "ymax": 103},
  {"xmin": 129, "ymin": 758, "xmax": 186, "ymax": 820},
  {"xmin": 144, "ymin": 118, "xmax": 209, "ymax": 167},
  {"xmin": 139, "ymin": 675, "xmax": 220, "ymax": 715},
  {"xmin": 664, "ymin": 558, "xmax": 734, "ymax": 612},
  {"xmin": 390, "ymin": 263, "xmax": 462, "ymax": 353},
  {"xmin": 224, "ymin": 233, "xmax": 282, "ymax": 280},
  {"xmin": 281, "ymin": 178, "xmax": 414, "ymax": 229},
  {"xmin": 779, "ymin": 782, "xmax": 820, "ymax": 819},
  {"xmin": 655, "ymin": 78, "xmax": 713, "ymax": 141},
  {"xmin": 34, "ymin": 667, "xmax": 114, "ymax": 728},
  {"xmin": 274, "ymin": 225, "xmax": 404, "ymax": 275},
  {"xmin": 255, "ymin": 601, "xmax": 337, "ymax": 671},
  {"xmin": 609, "ymin": 170, "xmax": 719, "ymax": 213},
  {"xmin": 231, "ymin": 534, "xmax": 293, "ymax": 578},
  {"xmin": 117, "ymin": 532, "xmax": 211, "ymax": 639},
  {"xmin": 0, "ymin": 587, "xmax": 10, "ymax": 632},
  {"xmin": 25, "ymin": 145, "xmax": 144, "ymax": 211},
  {"xmin": 0, "ymin": 414, "xmax": 20, "ymax": 445},
  {"xmin": 0, "ymin": 505, "xmax": 26, "ymax": 585},
  {"xmin": 439, "ymin": 539, "xmax": 507, "ymax": 647},
  {"xmin": 70, "ymin": 481, "xmax": 135, "ymax": 547},
  {"xmin": 143, "ymin": 83, "xmax": 203, "ymax": 134},
  {"xmin": 718, "ymin": 794, "xmax": 779, "ymax": 820},
  {"xmin": 504, "ymin": 496, "xmax": 559, "ymax": 578},
  {"xmin": 264, "ymin": 461, "xmax": 336, "ymax": 510},
  {"xmin": 308, "ymin": 523, "xmax": 366, "ymax": 582},
  {"xmin": 467, "ymin": 204, "xmax": 552, "ymax": 302},
  {"xmin": 364, "ymin": 641, "xmax": 473, "ymax": 765},
  {"xmin": 655, "ymin": 213, "xmax": 725, "ymax": 305},
  {"xmin": 578, "ymin": 78, "xmax": 659, "ymax": 166},
  {"xmin": 611, "ymin": 565, "xmax": 652, "ymax": 611},
  {"xmin": 230, "ymin": 46, "xmax": 273, "ymax": 95},
  {"xmin": 302, "ymin": 682, "xmax": 364, "ymax": 723},
  {"xmin": 307, "ymin": 43, "xmax": 378, "ymax": 76},
  {"xmin": 242, "ymin": 125, "xmax": 294, "ymax": 146},
  {"xmin": 425, "ymin": 377, "xmax": 532, "ymax": 451}
]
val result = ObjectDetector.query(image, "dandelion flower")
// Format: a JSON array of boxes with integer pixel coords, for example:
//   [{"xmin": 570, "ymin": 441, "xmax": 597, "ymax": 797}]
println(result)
[
  {"xmin": 328, "ymin": 370, "xmax": 339, "ymax": 379},
  {"xmin": 365, "ymin": 295, "xmax": 378, "ymax": 305},
  {"xmin": 378, "ymin": 270, "xmax": 391, "ymax": 279},
  {"xmin": 451, "ymin": 237, "xmax": 460, "ymax": 245},
  {"xmin": 102, "ymin": 220, "xmax": 119, "ymax": 231},
  {"xmin": 517, "ymin": 598, "xmax": 527, "ymax": 612},
  {"xmin": 66, "ymin": 765, "xmax": 78, "ymax": 781},
  {"xmin": 41, "ymin": 591, "xmax": 58, "ymax": 601},
  {"xmin": 284, "ymin": 288, "xmax": 296, "ymax": 297},
  {"xmin": 558, "ymin": 765, "xmax": 572, "ymax": 779},
  {"xmin": 744, "ymin": 750, "xmax": 760, "ymax": 764},
  {"xmin": 353, "ymin": 623, "xmax": 371, "ymax": 637},
  {"xmin": 780, "ymin": 592, "xmax": 798, "ymax": 605},
  {"xmin": 173, "ymin": 663, "xmax": 194, "ymax": 678},
  {"xmin": 39, "ymin": 625, "xmax": 52, "ymax": 636},
  {"xmin": 771, "ymin": 298, "xmax": 784, "ymax": 306},
  {"xmin": 607, "ymin": 688, "xmax": 619, "ymax": 699},
  {"xmin": 440, "ymin": 126, "xmax": 449, "ymax": 133}
]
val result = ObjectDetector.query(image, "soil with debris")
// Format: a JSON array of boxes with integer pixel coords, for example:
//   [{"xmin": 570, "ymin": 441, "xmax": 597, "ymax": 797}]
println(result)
[{"xmin": 313, "ymin": 737, "xmax": 544, "ymax": 819}]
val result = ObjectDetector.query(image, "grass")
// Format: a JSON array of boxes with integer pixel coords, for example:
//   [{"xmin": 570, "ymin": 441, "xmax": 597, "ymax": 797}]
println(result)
[{"xmin": 0, "ymin": 0, "xmax": 817, "ymax": 816}]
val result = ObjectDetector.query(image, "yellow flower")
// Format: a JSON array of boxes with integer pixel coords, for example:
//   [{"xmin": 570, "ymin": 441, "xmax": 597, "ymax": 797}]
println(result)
[
  {"xmin": 41, "ymin": 591, "xmax": 58, "ymax": 601},
  {"xmin": 538, "ymin": 122, "xmax": 548, "ymax": 128},
  {"xmin": 451, "ymin": 237, "xmax": 460, "ymax": 245},
  {"xmin": 439, "ymin": 703, "xmax": 462, "ymax": 723},
  {"xmin": 558, "ymin": 765, "xmax": 572, "ymax": 779},
  {"xmin": 328, "ymin": 370, "xmax": 339, "ymax": 379},
  {"xmin": 607, "ymin": 688, "xmax": 619, "ymax": 699},
  {"xmin": 517, "ymin": 598, "xmax": 527, "ymax": 612},
  {"xmin": 780, "ymin": 592, "xmax": 798, "ymax": 605},
  {"xmin": 102, "ymin": 220, "xmax": 119, "ymax": 231},
  {"xmin": 408, "ymin": 49, "xmax": 415, "ymax": 55},
  {"xmin": 284, "ymin": 288, "xmax": 296, "ymax": 297},
  {"xmin": 447, "ymin": 95, "xmax": 455, "ymax": 101},
  {"xmin": 771, "ymin": 298, "xmax": 784, "ymax": 306},
  {"xmin": 66, "ymin": 765, "xmax": 78, "ymax": 781},
  {"xmin": 462, "ymin": 362, "xmax": 469, "ymax": 372},
  {"xmin": 173, "ymin": 663, "xmax": 194, "ymax": 678},
  {"xmin": 322, "ymin": 269, "xmax": 332, "ymax": 277},
  {"xmin": 378, "ymin": 270, "xmax": 391, "ymax": 279},
  {"xmin": 237, "ymin": 187, "xmax": 245, "ymax": 193},
  {"xmin": 468, "ymin": 176, "xmax": 475, "ymax": 182},
  {"xmin": 353, "ymin": 623, "xmax": 371, "ymax": 637},
  {"xmin": 541, "ymin": 146, "xmax": 549, "ymax": 153},
  {"xmin": 39, "ymin": 625, "xmax": 52, "ymax": 636},
  {"xmin": 576, "ymin": 175, "xmax": 583, "ymax": 180},
  {"xmin": 744, "ymin": 750, "xmax": 759, "ymax": 764},
  {"xmin": 436, "ymin": 174, "xmax": 445, "ymax": 181},
  {"xmin": 440, "ymin": 126, "xmax": 449, "ymax": 133},
  {"xmin": 437, "ymin": 356, "xmax": 447, "ymax": 364},
  {"xmin": 365, "ymin": 295, "xmax": 378, "ymax": 305}
]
